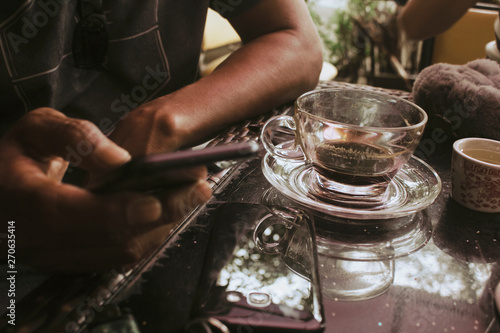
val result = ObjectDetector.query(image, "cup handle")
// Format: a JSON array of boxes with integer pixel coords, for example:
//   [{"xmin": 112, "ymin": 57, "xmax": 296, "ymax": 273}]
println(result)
[
  {"xmin": 261, "ymin": 115, "xmax": 304, "ymax": 161},
  {"xmin": 253, "ymin": 213, "xmax": 293, "ymax": 255}
]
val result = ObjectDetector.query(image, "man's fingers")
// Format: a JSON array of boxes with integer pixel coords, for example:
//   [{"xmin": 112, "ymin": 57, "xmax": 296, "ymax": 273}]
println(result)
[
  {"xmin": 5, "ymin": 108, "xmax": 130, "ymax": 172},
  {"xmin": 11, "ymin": 176, "xmax": 162, "ymax": 236},
  {"xmin": 19, "ymin": 181, "xmax": 206, "ymax": 271},
  {"xmin": 157, "ymin": 179, "xmax": 212, "ymax": 223},
  {"xmin": 28, "ymin": 224, "xmax": 178, "ymax": 272},
  {"xmin": 18, "ymin": 175, "xmax": 210, "ymax": 237}
]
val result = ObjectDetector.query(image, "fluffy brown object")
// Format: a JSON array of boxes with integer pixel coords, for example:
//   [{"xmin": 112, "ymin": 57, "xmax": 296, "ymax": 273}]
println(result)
[{"xmin": 412, "ymin": 59, "xmax": 500, "ymax": 141}]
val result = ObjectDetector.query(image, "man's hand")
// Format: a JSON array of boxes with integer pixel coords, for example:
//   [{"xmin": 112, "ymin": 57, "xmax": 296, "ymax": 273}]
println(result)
[
  {"xmin": 108, "ymin": 94, "xmax": 181, "ymax": 156},
  {"xmin": 0, "ymin": 108, "xmax": 211, "ymax": 271}
]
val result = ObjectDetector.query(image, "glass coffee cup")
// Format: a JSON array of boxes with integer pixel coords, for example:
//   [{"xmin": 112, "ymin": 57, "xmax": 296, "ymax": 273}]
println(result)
[{"xmin": 261, "ymin": 89, "xmax": 428, "ymax": 207}]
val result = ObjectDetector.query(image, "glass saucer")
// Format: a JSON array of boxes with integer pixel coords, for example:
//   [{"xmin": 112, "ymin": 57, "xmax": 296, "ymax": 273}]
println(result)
[{"xmin": 262, "ymin": 153, "xmax": 442, "ymax": 220}]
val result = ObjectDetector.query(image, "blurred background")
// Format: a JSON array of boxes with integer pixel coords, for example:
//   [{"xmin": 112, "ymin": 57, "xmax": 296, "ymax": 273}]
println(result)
[{"xmin": 201, "ymin": 0, "xmax": 500, "ymax": 92}]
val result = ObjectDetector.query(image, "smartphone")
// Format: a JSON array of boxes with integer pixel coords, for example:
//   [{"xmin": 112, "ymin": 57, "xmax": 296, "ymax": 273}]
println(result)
[{"xmin": 87, "ymin": 141, "xmax": 260, "ymax": 193}]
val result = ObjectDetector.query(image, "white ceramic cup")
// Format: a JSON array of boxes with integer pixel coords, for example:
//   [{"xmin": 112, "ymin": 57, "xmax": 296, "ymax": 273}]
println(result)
[{"xmin": 451, "ymin": 138, "xmax": 500, "ymax": 213}]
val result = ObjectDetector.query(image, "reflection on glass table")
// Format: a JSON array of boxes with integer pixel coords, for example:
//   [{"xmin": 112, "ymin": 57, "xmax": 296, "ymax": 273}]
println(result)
[
  {"xmin": 189, "ymin": 203, "xmax": 324, "ymax": 333},
  {"xmin": 261, "ymin": 186, "xmax": 433, "ymax": 302}
]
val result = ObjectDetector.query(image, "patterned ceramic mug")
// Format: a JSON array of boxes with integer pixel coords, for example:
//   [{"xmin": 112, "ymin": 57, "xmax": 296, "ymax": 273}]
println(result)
[{"xmin": 451, "ymin": 138, "xmax": 500, "ymax": 213}]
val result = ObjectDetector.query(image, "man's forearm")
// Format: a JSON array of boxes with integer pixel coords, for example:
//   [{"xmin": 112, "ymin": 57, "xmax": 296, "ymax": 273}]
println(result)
[
  {"xmin": 109, "ymin": 0, "xmax": 323, "ymax": 155},
  {"xmin": 165, "ymin": 27, "xmax": 322, "ymax": 148}
]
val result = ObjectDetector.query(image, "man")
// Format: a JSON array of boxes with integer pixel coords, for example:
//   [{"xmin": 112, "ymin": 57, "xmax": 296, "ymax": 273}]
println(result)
[
  {"xmin": 0, "ymin": 0, "xmax": 323, "ymax": 271},
  {"xmin": 396, "ymin": 0, "xmax": 478, "ymax": 40}
]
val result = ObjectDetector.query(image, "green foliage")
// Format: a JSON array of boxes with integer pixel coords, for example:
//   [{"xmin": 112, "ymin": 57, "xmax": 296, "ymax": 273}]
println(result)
[{"xmin": 308, "ymin": 0, "xmax": 398, "ymax": 81}]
